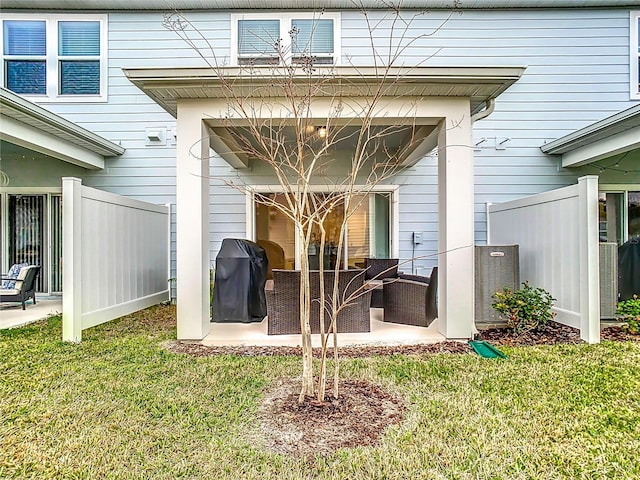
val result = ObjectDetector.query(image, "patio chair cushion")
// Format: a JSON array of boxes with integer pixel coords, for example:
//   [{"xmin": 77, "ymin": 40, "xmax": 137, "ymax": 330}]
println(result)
[
  {"xmin": 0, "ymin": 265, "xmax": 40, "ymax": 310},
  {"xmin": 2, "ymin": 263, "xmax": 29, "ymax": 289},
  {"xmin": 0, "ymin": 288, "xmax": 20, "ymax": 295}
]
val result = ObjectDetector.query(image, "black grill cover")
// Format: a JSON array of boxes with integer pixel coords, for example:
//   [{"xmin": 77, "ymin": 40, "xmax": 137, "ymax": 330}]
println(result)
[
  {"xmin": 618, "ymin": 239, "xmax": 640, "ymax": 301},
  {"xmin": 212, "ymin": 238, "xmax": 268, "ymax": 323}
]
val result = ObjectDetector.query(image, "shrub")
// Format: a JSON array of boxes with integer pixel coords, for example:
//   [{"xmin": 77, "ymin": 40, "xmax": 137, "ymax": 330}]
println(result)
[
  {"xmin": 616, "ymin": 295, "xmax": 640, "ymax": 335},
  {"xmin": 492, "ymin": 282, "xmax": 556, "ymax": 334}
]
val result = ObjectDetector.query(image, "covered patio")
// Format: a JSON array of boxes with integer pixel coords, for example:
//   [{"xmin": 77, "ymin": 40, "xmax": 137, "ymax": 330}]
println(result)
[{"xmin": 125, "ymin": 65, "xmax": 525, "ymax": 342}]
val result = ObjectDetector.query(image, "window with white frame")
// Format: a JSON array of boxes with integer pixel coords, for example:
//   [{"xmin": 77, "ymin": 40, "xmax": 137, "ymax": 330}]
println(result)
[
  {"xmin": 232, "ymin": 13, "xmax": 340, "ymax": 66},
  {"xmin": 632, "ymin": 11, "xmax": 640, "ymax": 99},
  {"xmin": 1, "ymin": 14, "xmax": 107, "ymax": 101}
]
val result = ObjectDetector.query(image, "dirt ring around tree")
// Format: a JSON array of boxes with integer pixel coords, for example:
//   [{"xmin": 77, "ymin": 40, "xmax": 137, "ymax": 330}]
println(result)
[{"xmin": 252, "ymin": 377, "xmax": 406, "ymax": 458}]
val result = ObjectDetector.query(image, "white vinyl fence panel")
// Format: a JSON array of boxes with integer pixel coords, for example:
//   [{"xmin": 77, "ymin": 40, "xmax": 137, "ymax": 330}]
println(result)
[
  {"xmin": 62, "ymin": 177, "xmax": 170, "ymax": 342},
  {"xmin": 487, "ymin": 175, "xmax": 600, "ymax": 343}
]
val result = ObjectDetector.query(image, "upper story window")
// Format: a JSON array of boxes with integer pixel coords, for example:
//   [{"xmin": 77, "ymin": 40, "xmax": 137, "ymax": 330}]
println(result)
[
  {"xmin": 232, "ymin": 13, "xmax": 340, "ymax": 66},
  {"xmin": 1, "ymin": 14, "xmax": 107, "ymax": 102},
  {"xmin": 632, "ymin": 11, "xmax": 640, "ymax": 100}
]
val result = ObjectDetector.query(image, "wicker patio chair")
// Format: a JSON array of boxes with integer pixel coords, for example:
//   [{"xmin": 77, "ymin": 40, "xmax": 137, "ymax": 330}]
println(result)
[
  {"xmin": 267, "ymin": 269, "xmax": 371, "ymax": 335},
  {"xmin": 309, "ymin": 269, "xmax": 371, "ymax": 334},
  {"xmin": 364, "ymin": 258, "xmax": 399, "ymax": 307},
  {"xmin": 0, "ymin": 265, "xmax": 41, "ymax": 310},
  {"xmin": 382, "ymin": 267, "xmax": 438, "ymax": 327}
]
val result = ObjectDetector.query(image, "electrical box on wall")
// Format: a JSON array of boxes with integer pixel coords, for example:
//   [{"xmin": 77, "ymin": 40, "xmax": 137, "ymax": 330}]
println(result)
[{"xmin": 413, "ymin": 232, "xmax": 423, "ymax": 245}]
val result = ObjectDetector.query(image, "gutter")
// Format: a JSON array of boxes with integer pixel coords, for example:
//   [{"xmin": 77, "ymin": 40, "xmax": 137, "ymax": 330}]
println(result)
[
  {"xmin": 471, "ymin": 98, "xmax": 496, "ymax": 123},
  {"xmin": 0, "ymin": 88, "xmax": 125, "ymax": 157},
  {"xmin": 2, "ymin": 0, "xmax": 639, "ymax": 9}
]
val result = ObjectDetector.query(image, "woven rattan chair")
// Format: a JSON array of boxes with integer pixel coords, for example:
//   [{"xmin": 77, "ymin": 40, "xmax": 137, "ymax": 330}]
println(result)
[
  {"xmin": 364, "ymin": 258, "xmax": 399, "ymax": 307},
  {"xmin": 382, "ymin": 267, "xmax": 438, "ymax": 326},
  {"xmin": 267, "ymin": 269, "xmax": 371, "ymax": 335},
  {"xmin": 0, "ymin": 265, "xmax": 40, "ymax": 310}
]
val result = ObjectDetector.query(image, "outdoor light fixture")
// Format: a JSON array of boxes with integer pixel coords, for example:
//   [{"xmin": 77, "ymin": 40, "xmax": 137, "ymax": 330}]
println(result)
[{"xmin": 316, "ymin": 126, "xmax": 328, "ymax": 138}]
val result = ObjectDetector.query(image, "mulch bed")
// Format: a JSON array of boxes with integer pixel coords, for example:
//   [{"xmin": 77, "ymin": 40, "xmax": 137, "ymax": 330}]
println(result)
[
  {"xmin": 166, "ymin": 321, "xmax": 638, "ymax": 358},
  {"xmin": 477, "ymin": 322, "xmax": 639, "ymax": 346},
  {"xmin": 255, "ymin": 378, "xmax": 405, "ymax": 458}
]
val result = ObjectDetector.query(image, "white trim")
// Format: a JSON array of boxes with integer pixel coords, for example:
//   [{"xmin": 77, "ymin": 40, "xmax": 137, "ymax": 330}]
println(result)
[
  {"xmin": 230, "ymin": 12, "xmax": 341, "ymax": 67},
  {"xmin": 631, "ymin": 11, "xmax": 640, "ymax": 100},
  {"xmin": 0, "ymin": 186, "xmax": 62, "ymax": 194},
  {"xmin": 2, "ymin": 0, "xmax": 634, "ymax": 9},
  {"xmin": 561, "ymin": 125, "xmax": 640, "ymax": 167},
  {"xmin": 0, "ymin": 13, "xmax": 108, "ymax": 103},
  {"xmin": 0, "ymin": 115, "xmax": 105, "ymax": 169},
  {"xmin": 246, "ymin": 184, "xmax": 399, "ymax": 265},
  {"xmin": 600, "ymin": 183, "xmax": 640, "ymax": 190}
]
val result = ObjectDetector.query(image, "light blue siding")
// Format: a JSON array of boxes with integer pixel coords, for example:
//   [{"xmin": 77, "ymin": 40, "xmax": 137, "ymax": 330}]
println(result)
[{"xmin": 9, "ymin": 7, "xmax": 638, "ymax": 281}]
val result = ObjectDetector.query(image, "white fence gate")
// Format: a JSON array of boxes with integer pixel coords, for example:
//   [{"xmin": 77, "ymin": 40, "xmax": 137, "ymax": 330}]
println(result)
[
  {"xmin": 487, "ymin": 175, "xmax": 600, "ymax": 343},
  {"xmin": 62, "ymin": 177, "xmax": 170, "ymax": 342}
]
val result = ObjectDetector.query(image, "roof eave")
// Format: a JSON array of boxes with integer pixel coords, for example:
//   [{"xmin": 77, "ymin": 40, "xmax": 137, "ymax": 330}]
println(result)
[
  {"xmin": 0, "ymin": 88, "xmax": 125, "ymax": 158},
  {"xmin": 123, "ymin": 65, "xmax": 526, "ymax": 118},
  {"xmin": 541, "ymin": 104, "xmax": 640, "ymax": 155},
  {"xmin": 541, "ymin": 104, "xmax": 640, "ymax": 167},
  {"xmin": 2, "ymin": 0, "xmax": 638, "ymax": 9}
]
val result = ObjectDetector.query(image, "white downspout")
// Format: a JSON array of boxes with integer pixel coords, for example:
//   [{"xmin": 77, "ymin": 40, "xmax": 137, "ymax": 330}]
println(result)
[{"xmin": 471, "ymin": 98, "xmax": 496, "ymax": 123}]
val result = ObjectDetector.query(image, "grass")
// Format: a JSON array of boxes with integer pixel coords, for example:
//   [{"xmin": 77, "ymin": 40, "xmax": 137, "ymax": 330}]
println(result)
[{"xmin": 1, "ymin": 305, "xmax": 639, "ymax": 480}]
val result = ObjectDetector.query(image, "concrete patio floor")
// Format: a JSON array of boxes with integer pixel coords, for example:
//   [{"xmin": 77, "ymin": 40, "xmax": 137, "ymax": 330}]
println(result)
[
  {"xmin": 1, "ymin": 300, "xmax": 448, "ymax": 346},
  {"xmin": 203, "ymin": 308, "xmax": 446, "ymax": 347},
  {"xmin": 0, "ymin": 298, "xmax": 62, "ymax": 329}
]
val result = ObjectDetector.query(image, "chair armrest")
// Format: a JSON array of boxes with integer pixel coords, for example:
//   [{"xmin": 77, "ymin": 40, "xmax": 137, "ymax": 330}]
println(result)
[{"xmin": 397, "ymin": 273, "xmax": 430, "ymax": 284}]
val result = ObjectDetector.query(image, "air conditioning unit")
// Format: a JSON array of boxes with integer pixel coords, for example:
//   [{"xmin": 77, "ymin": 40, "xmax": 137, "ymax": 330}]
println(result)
[
  {"xmin": 475, "ymin": 245, "xmax": 520, "ymax": 328},
  {"xmin": 599, "ymin": 242, "xmax": 618, "ymax": 319}
]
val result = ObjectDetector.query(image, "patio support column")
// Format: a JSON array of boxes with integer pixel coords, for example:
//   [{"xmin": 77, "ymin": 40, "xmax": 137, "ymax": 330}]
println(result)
[
  {"xmin": 437, "ymin": 102, "xmax": 475, "ymax": 339},
  {"xmin": 176, "ymin": 102, "xmax": 210, "ymax": 340}
]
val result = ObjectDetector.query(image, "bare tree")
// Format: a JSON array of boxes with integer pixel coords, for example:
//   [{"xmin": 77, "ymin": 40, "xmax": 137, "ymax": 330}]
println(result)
[{"xmin": 164, "ymin": 2, "xmax": 457, "ymax": 402}]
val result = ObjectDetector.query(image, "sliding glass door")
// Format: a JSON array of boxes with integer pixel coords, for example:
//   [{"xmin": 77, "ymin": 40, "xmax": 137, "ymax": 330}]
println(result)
[
  {"xmin": 254, "ymin": 191, "xmax": 392, "ymax": 270},
  {"xmin": 598, "ymin": 190, "xmax": 640, "ymax": 244},
  {"xmin": 1, "ymin": 193, "xmax": 62, "ymax": 294},
  {"xmin": 8, "ymin": 195, "xmax": 46, "ymax": 292}
]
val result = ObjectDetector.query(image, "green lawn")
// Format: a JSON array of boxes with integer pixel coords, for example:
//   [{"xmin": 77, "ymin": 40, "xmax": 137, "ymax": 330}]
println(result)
[{"xmin": 1, "ymin": 305, "xmax": 639, "ymax": 479}]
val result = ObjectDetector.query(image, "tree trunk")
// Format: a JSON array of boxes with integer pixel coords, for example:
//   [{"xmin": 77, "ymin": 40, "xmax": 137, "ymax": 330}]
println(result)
[{"xmin": 298, "ymin": 230, "xmax": 314, "ymax": 403}]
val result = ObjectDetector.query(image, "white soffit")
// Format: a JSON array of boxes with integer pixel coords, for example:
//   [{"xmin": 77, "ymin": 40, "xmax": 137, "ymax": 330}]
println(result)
[
  {"xmin": 123, "ymin": 65, "xmax": 526, "ymax": 118},
  {"xmin": 541, "ymin": 104, "xmax": 640, "ymax": 168},
  {"xmin": 0, "ymin": 88, "xmax": 124, "ymax": 170}
]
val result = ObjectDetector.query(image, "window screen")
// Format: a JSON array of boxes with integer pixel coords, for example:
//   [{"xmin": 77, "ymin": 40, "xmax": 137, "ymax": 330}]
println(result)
[
  {"xmin": 291, "ymin": 19, "xmax": 334, "ymax": 55},
  {"xmin": 238, "ymin": 20, "xmax": 280, "ymax": 56},
  {"xmin": 58, "ymin": 21, "xmax": 100, "ymax": 56},
  {"xmin": 3, "ymin": 20, "xmax": 46, "ymax": 95}
]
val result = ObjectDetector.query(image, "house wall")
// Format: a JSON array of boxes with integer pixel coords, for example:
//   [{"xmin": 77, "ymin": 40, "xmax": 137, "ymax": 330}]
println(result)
[
  {"xmin": 8, "ymin": 7, "xmax": 637, "ymax": 280},
  {"xmin": 1, "ymin": 153, "xmax": 86, "ymax": 188}
]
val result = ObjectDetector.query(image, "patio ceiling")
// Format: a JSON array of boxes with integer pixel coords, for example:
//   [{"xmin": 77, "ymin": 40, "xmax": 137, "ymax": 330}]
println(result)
[{"xmin": 125, "ymin": 65, "xmax": 524, "ymax": 168}]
